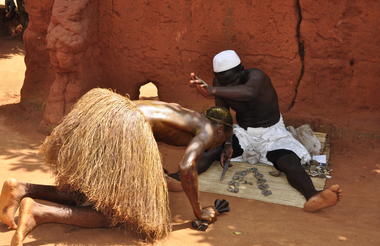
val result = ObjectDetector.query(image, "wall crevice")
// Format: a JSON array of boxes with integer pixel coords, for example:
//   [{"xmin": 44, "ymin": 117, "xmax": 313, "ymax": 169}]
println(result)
[{"xmin": 287, "ymin": 0, "xmax": 305, "ymax": 112}]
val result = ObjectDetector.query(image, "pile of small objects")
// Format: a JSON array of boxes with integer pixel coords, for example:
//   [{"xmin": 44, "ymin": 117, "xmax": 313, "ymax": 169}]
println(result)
[
  {"xmin": 227, "ymin": 167, "xmax": 272, "ymax": 196},
  {"xmin": 304, "ymin": 160, "xmax": 332, "ymax": 179}
]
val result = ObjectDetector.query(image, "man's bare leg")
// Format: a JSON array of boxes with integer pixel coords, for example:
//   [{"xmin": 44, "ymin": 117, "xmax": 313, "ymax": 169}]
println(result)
[
  {"xmin": 0, "ymin": 179, "xmax": 26, "ymax": 229},
  {"xmin": 0, "ymin": 178, "xmax": 83, "ymax": 229},
  {"xmin": 11, "ymin": 197, "xmax": 111, "ymax": 246},
  {"xmin": 303, "ymin": 184, "xmax": 342, "ymax": 212}
]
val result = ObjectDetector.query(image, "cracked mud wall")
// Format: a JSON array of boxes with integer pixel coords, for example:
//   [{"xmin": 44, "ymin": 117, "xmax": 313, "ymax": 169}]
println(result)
[
  {"xmin": 294, "ymin": 0, "xmax": 380, "ymax": 116},
  {"xmin": 20, "ymin": 0, "xmax": 55, "ymax": 109},
  {"xmin": 97, "ymin": 0, "xmax": 300, "ymax": 112},
  {"xmin": 20, "ymin": 0, "xmax": 101, "ymax": 128},
  {"xmin": 20, "ymin": 0, "xmax": 380, "ymax": 126},
  {"xmin": 42, "ymin": 0, "xmax": 100, "ymax": 127}
]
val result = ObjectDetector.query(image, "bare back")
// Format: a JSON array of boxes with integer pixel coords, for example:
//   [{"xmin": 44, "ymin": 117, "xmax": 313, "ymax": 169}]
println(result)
[{"xmin": 134, "ymin": 100, "xmax": 214, "ymax": 148}]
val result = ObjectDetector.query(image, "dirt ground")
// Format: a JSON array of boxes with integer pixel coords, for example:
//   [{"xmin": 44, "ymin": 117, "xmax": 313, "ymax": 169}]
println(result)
[{"xmin": 0, "ymin": 37, "xmax": 379, "ymax": 246}]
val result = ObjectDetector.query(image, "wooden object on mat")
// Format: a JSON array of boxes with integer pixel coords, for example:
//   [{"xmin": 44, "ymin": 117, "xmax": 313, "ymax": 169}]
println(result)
[{"xmin": 198, "ymin": 132, "xmax": 329, "ymax": 208}]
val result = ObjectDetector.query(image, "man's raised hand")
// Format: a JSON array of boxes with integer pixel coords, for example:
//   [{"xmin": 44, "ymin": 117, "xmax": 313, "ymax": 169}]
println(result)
[{"xmin": 189, "ymin": 73, "xmax": 213, "ymax": 98}]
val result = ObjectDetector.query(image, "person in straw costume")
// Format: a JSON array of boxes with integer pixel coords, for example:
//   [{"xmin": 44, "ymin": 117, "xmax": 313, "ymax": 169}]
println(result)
[{"xmin": 0, "ymin": 88, "xmax": 233, "ymax": 245}]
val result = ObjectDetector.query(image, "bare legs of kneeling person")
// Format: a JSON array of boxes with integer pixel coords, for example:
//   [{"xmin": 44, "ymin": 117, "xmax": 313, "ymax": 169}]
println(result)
[
  {"xmin": 266, "ymin": 149, "xmax": 342, "ymax": 212},
  {"xmin": 0, "ymin": 179, "xmax": 112, "ymax": 246},
  {"xmin": 12, "ymin": 198, "xmax": 111, "ymax": 246}
]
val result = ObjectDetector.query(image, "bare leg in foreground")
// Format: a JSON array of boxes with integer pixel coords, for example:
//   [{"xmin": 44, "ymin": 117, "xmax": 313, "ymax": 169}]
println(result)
[
  {"xmin": 0, "ymin": 179, "xmax": 26, "ymax": 229},
  {"xmin": 0, "ymin": 177, "xmax": 181, "ymax": 230},
  {"xmin": 0, "ymin": 178, "xmax": 81, "ymax": 229},
  {"xmin": 11, "ymin": 197, "xmax": 111, "ymax": 246},
  {"xmin": 303, "ymin": 184, "xmax": 343, "ymax": 212}
]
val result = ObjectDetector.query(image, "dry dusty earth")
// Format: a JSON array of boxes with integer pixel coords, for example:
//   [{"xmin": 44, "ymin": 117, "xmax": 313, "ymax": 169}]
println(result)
[{"xmin": 0, "ymin": 37, "xmax": 379, "ymax": 246}]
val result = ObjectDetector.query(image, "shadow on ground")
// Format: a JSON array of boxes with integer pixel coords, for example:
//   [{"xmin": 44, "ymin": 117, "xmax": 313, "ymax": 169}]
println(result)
[
  {"xmin": 0, "ymin": 103, "xmax": 47, "ymax": 173},
  {"xmin": 0, "ymin": 223, "xmax": 144, "ymax": 246},
  {"xmin": 0, "ymin": 36, "xmax": 24, "ymax": 59}
]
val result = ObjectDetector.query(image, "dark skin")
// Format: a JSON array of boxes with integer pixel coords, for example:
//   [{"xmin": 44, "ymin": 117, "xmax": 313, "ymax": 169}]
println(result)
[
  {"xmin": 0, "ymin": 101, "xmax": 232, "ymax": 245},
  {"xmin": 190, "ymin": 66, "xmax": 280, "ymax": 160},
  {"xmin": 190, "ymin": 65, "xmax": 343, "ymax": 213},
  {"xmin": 191, "ymin": 67, "xmax": 280, "ymax": 128}
]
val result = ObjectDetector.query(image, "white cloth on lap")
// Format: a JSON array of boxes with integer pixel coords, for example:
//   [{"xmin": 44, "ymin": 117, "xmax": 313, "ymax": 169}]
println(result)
[{"xmin": 231, "ymin": 116, "xmax": 311, "ymax": 165}]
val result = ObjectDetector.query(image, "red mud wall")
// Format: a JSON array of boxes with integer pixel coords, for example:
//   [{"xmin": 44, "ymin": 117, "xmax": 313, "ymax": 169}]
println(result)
[
  {"xmin": 20, "ymin": 0, "xmax": 380, "ymax": 126},
  {"xmin": 295, "ymin": 0, "xmax": 380, "ymax": 117},
  {"xmin": 20, "ymin": 0, "xmax": 55, "ymax": 109},
  {"xmin": 42, "ymin": 0, "xmax": 101, "ymax": 125},
  {"xmin": 97, "ymin": 0, "xmax": 300, "ymax": 112},
  {"xmin": 21, "ymin": 0, "xmax": 101, "ymax": 128}
]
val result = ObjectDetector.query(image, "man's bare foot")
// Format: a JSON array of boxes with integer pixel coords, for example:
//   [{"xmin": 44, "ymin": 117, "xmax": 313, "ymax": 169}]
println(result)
[
  {"xmin": 0, "ymin": 178, "xmax": 27, "ymax": 229},
  {"xmin": 303, "ymin": 184, "xmax": 342, "ymax": 212},
  {"xmin": 165, "ymin": 175, "xmax": 183, "ymax": 192},
  {"xmin": 11, "ymin": 198, "xmax": 40, "ymax": 246}
]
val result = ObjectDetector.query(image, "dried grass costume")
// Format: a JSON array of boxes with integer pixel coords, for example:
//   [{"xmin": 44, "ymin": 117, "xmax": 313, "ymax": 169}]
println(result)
[{"xmin": 40, "ymin": 88, "xmax": 170, "ymax": 240}]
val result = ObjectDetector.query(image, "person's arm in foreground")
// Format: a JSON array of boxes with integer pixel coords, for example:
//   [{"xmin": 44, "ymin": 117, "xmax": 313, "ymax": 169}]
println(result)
[
  {"xmin": 136, "ymin": 101, "xmax": 220, "ymax": 222},
  {"xmin": 179, "ymin": 119, "xmax": 219, "ymax": 223}
]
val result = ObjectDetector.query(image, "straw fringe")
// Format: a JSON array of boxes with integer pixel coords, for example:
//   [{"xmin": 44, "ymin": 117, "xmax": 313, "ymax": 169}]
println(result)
[{"xmin": 40, "ymin": 88, "xmax": 171, "ymax": 240}]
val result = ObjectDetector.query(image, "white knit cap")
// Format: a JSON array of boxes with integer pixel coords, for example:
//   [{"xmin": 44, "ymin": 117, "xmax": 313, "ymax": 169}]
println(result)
[{"xmin": 213, "ymin": 50, "xmax": 241, "ymax": 73}]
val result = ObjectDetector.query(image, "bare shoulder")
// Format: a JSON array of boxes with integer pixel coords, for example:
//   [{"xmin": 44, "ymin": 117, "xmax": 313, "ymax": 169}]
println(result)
[
  {"xmin": 246, "ymin": 68, "xmax": 267, "ymax": 80},
  {"xmin": 134, "ymin": 100, "xmax": 206, "ymax": 127},
  {"xmin": 134, "ymin": 100, "xmax": 187, "ymax": 112}
]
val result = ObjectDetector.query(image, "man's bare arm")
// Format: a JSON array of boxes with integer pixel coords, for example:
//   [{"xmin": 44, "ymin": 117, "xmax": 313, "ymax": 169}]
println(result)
[
  {"xmin": 136, "ymin": 101, "xmax": 219, "ymax": 222},
  {"xmin": 179, "ymin": 122, "xmax": 218, "ymax": 222},
  {"xmin": 213, "ymin": 78, "xmax": 231, "ymax": 108},
  {"xmin": 210, "ymin": 84, "xmax": 257, "ymax": 101},
  {"xmin": 211, "ymin": 70, "xmax": 266, "ymax": 101}
]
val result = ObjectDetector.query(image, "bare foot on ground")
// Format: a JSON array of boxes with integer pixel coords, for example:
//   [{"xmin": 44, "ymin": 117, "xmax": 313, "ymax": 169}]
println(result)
[
  {"xmin": 0, "ymin": 178, "xmax": 27, "ymax": 229},
  {"xmin": 303, "ymin": 184, "xmax": 342, "ymax": 212},
  {"xmin": 165, "ymin": 175, "xmax": 183, "ymax": 192},
  {"xmin": 11, "ymin": 198, "xmax": 40, "ymax": 246}
]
